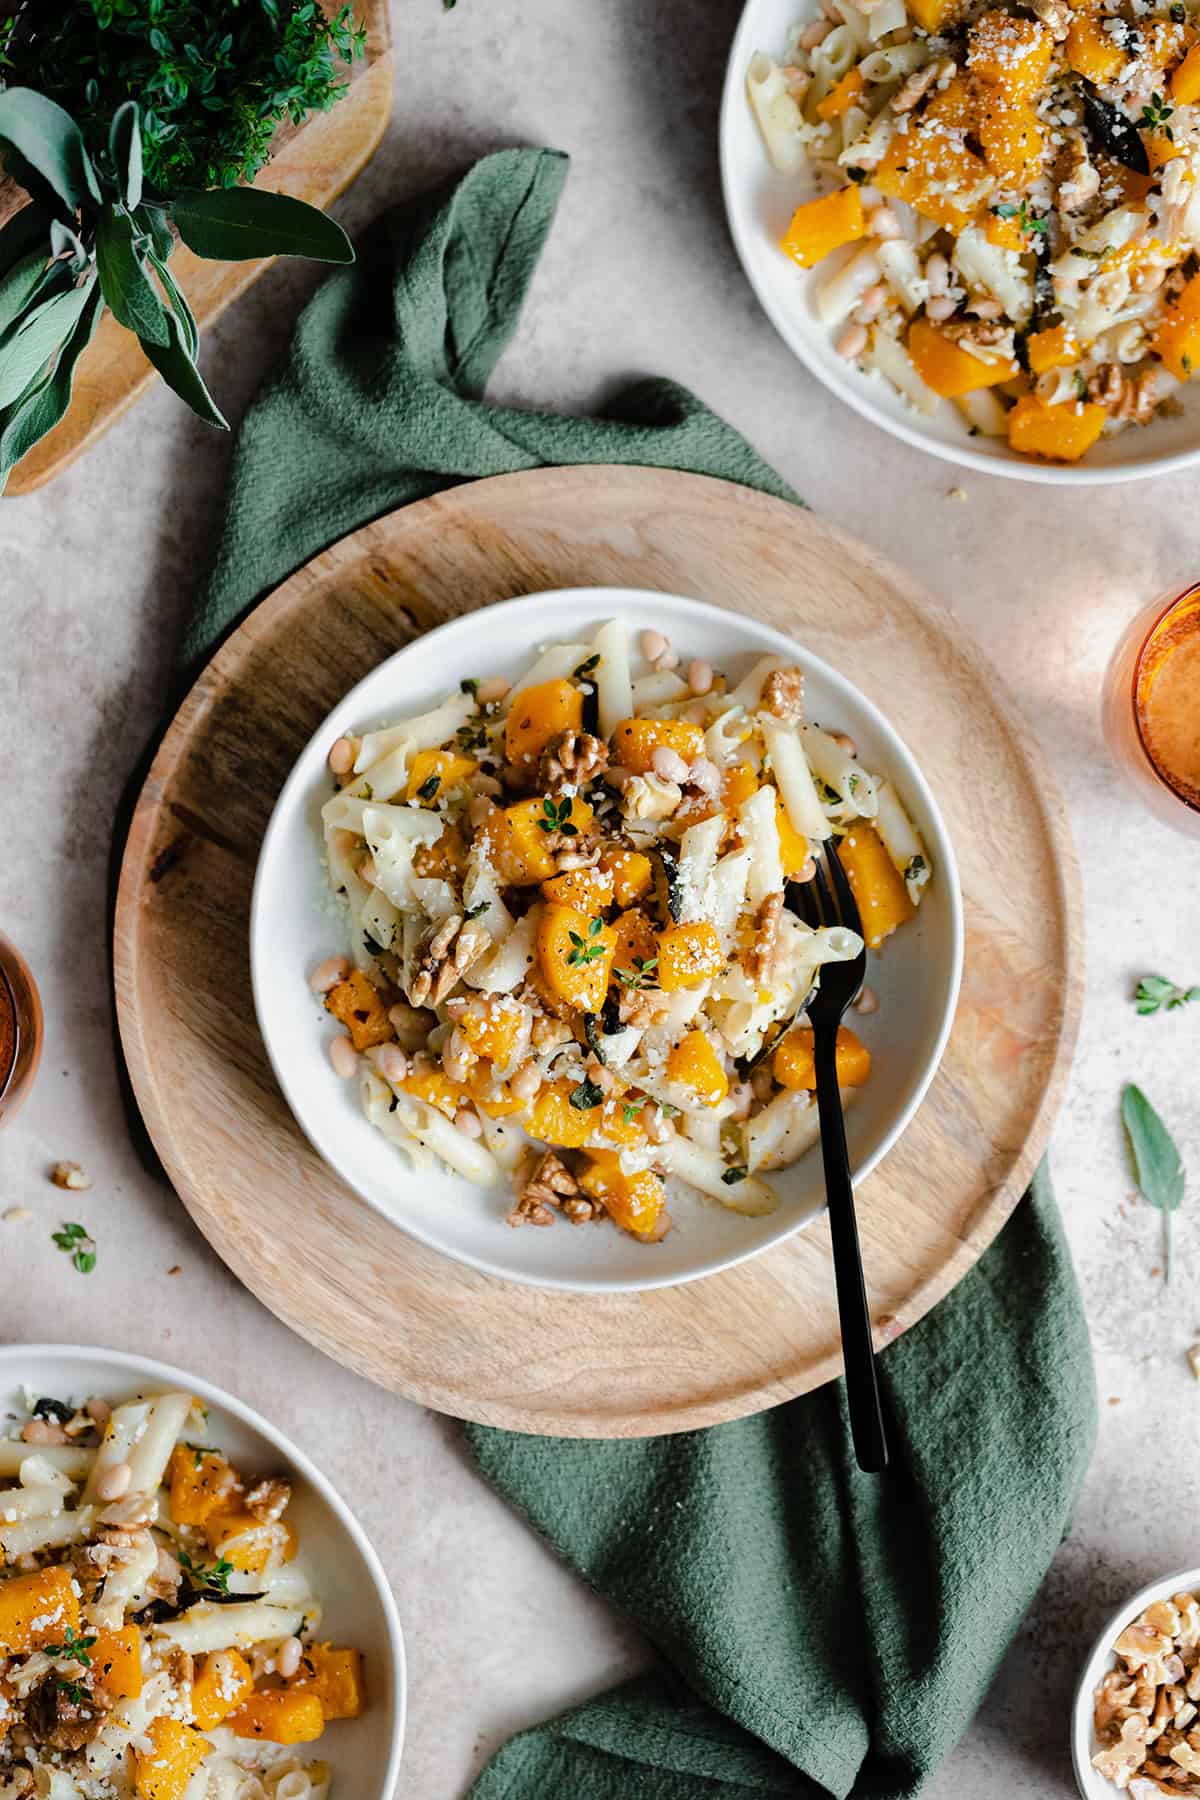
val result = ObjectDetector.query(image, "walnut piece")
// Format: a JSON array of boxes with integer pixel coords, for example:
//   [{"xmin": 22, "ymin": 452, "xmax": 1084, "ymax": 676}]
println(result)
[
  {"xmin": 408, "ymin": 913, "xmax": 491, "ymax": 1008},
  {"xmin": 506, "ymin": 1151, "xmax": 583, "ymax": 1228},
  {"xmin": 1058, "ymin": 133, "xmax": 1100, "ymax": 211},
  {"xmin": 621, "ymin": 772, "xmax": 681, "ymax": 823},
  {"xmin": 1096, "ymin": 1593, "xmax": 1200, "ymax": 1796},
  {"xmin": 942, "ymin": 319, "xmax": 1017, "ymax": 362},
  {"xmin": 761, "ymin": 667, "xmax": 805, "ymax": 723},
  {"xmin": 539, "ymin": 730, "xmax": 609, "ymax": 793},
  {"xmin": 49, "ymin": 1160, "xmax": 91, "ymax": 1191},
  {"xmin": 1088, "ymin": 363, "xmax": 1159, "ymax": 426},
  {"xmin": 1031, "ymin": 0, "xmax": 1070, "ymax": 36},
  {"xmin": 245, "ymin": 1477, "xmax": 290, "ymax": 1523},
  {"xmin": 1093, "ymin": 1712, "xmax": 1150, "ymax": 1787},
  {"xmin": 617, "ymin": 984, "xmax": 671, "ymax": 1027},
  {"xmin": 748, "ymin": 892, "xmax": 784, "ymax": 986},
  {"xmin": 892, "ymin": 58, "xmax": 952, "ymax": 113}
]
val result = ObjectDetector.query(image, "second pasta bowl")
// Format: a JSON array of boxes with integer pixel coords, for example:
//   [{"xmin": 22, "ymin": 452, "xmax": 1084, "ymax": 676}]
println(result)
[{"xmin": 252, "ymin": 587, "xmax": 963, "ymax": 1291}]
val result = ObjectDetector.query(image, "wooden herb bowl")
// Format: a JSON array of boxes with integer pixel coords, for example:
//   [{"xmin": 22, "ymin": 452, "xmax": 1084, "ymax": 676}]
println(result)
[{"xmin": 0, "ymin": 0, "xmax": 392, "ymax": 497}]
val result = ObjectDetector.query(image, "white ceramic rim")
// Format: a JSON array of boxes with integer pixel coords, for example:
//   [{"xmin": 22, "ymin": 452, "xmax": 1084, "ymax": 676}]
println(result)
[
  {"xmin": 717, "ymin": 1, "xmax": 1200, "ymax": 487},
  {"xmin": 251, "ymin": 585, "xmax": 964, "ymax": 1294},
  {"xmin": 1071, "ymin": 1563, "xmax": 1200, "ymax": 1798},
  {"xmin": 0, "ymin": 1342, "xmax": 407, "ymax": 1796}
]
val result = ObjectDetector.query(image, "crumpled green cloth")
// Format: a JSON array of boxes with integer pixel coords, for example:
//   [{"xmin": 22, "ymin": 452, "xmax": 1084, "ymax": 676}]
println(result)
[{"xmin": 186, "ymin": 147, "xmax": 1097, "ymax": 1799}]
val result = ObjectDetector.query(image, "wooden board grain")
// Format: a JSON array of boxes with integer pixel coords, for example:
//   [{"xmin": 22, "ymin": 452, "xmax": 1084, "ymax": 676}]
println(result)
[
  {"xmin": 113, "ymin": 467, "xmax": 1084, "ymax": 1437},
  {"xmin": 3, "ymin": 0, "xmax": 391, "ymax": 496}
]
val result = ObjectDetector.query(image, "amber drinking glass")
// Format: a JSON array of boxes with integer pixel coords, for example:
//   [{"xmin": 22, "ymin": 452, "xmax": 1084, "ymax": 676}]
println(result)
[
  {"xmin": 1103, "ymin": 583, "xmax": 1200, "ymax": 837},
  {"xmin": 0, "ymin": 932, "xmax": 43, "ymax": 1125}
]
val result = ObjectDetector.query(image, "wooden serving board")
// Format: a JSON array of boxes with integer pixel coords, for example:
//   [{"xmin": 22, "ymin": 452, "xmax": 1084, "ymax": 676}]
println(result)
[
  {"xmin": 113, "ymin": 467, "xmax": 1083, "ymax": 1437},
  {"xmin": 3, "ymin": 0, "xmax": 391, "ymax": 496}
]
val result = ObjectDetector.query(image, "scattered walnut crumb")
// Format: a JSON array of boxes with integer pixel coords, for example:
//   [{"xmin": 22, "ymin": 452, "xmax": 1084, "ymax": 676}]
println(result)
[
  {"xmin": 539, "ymin": 730, "xmax": 608, "ymax": 792},
  {"xmin": 166, "ymin": 1264, "xmax": 183, "ymax": 1277},
  {"xmin": 1093, "ymin": 1591, "xmax": 1200, "ymax": 1794},
  {"xmin": 946, "ymin": 486, "xmax": 968, "ymax": 502},
  {"xmin": 506, "ymin": 1150, "xmax": 589, "ymax": 1228},
  {"xmin": 50, "ymin": 1161, "xmax": 91, "ymax": 1192},
  {"xmin": 761, "ymin": 667, "xmax": 805, "ymax": 724}
]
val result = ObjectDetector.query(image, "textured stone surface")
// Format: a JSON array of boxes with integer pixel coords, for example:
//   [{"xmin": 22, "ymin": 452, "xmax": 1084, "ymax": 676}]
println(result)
[{"xmin": 2, "ymin": 1, "xmax": 1199, "ymax": 1794}]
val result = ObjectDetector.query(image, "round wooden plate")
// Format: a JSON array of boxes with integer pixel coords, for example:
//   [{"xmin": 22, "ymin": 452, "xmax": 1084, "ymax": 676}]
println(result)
[{"xmin": 114, "ymin": 467, "xmax": 1083, "ymax": 1437}]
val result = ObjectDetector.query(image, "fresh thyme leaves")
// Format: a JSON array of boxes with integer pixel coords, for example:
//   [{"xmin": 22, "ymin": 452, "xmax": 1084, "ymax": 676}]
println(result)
[
  {"xmin": 456, "ymin": 723, "xmax": 489, "ymax": 751},
  {"xmin": 1122, "ymin": 1082, "xmax": 1185, "ymax": 1281},
  {"xmin": 55, "ymin": 1679, "xmax": 91, "ymax": 1706},
  {"xmin": 52, "ymin": 1221, "xmax": 96, "ymax": 1274},
  {"xmin": 622, "ymin": 1096, "xmax": 648, "ymax": 1124},
  {"xmin": 463, "ymin": 901, "xmax": 491, "ymax": 922},
  {"xmin": 359, "ymin": 782, "xmax": 374, "ymax": 801},
  {"xmin": 1134, "ymin": 975, "xmax": 1200, "ymax": 1015},
  {"xmin": 416, "ymin": 773, "xmax": 441, "ymax": 802},
  {"xmin": 658, "ymin": 1102, "xmax": 682, "ymax": 1119},
  {"xmin": 178, "ymin": 1550, "xmax": 234, "ymax": 1596},
  {"xmin": 460, "ymin": 677, "xmax": 480, "ymax": 697},
  {"xmin": 45, "ymin": 1628, "xmax": 97, "ymax": 1667},
  {"xmin": 1140, "ymin": 92, "xmax": 1175, "ymax": 138},
  {"xmin": 572, "ymin": 653, "xmax": 600, "ymax": 679},
  {"xmin": 569, "ymin": 1076, "xmax": 604, "ymax": 1111},
  {"xmin": 567, "ymin": 918, "xmax": 606, "ymax": 966},
  {"xmin": 721, "ymin": 1165, "xmax": 748, "ymax": 1185},
  {"xmin": 615, "ymin": 956, "xmax": 658, "ymax": 990},
  {"xmin": 990, "ymin": 199, "xmax": 1049, "ymax": 235},
  {"xmin": 1073, "ymin": 370, "xmax": 1089, "ymax": 400},
  {"xmin": 538, "ymin": 796, "xmax": 578, "ymax": 836}
]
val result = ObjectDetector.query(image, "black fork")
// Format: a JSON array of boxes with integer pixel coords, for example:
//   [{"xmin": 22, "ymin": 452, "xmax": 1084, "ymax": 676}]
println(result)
[{"xmin": 790, "ymin": 843, "xmax": 889, "ymax": 1474}]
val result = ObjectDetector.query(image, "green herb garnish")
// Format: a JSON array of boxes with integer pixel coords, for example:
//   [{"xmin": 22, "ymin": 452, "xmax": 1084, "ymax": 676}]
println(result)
[
  {"xmin": 1134, "ymin": 975, "xmax": 1200, "ymax": 1015},
  {"xmin": 538, "ymin": 796, "xmax": 578, "ymax": 836},
  {"xmin": 622, "ymin": 1096, "xmax": 648, "ymax": 1124},
  {"xmin": 569, "ymin": 1076, "xmax": 604, "ymax": 1111},
  {"xmin": 178, "ymin": 1550, "xmax": 234, "ymax": 1595},
  {"xmin": 460, "ymin": 677, "xmax": 480, "ymax": 697},
  {"xmin": 615, "ymin": 956, "xmax": 658, "ymax": 990},
  {"xmin": 567, "ymin": 918, "xmax": 607, "ymax": 966},
  {"xmin": 1122, "ymin": 1082, "xmax": 1185, "ymax": 1281},
  {"xmin": 721, "ymin": 1165, "xmax": 748, "ymax": 1186},
  {"xmin": 463, "ymin": 901, "xmax": 490, "ymax": 922},
  {"xmin": 1140, "ymin": 92, "xmax": 1175, "ymax": 137},
  {"xmin": 44, "ymin": 1627, "xmax": 97, "ymax": 1667},
  {"xmin": 52, "ymin": 1221, "xmax": 96, "ymax": 1274},
  {"xmin": 416, "ymin": 773, "xmax": 441, "ymax": 802},
  {"xmin": 990, "ymin": 199, "xmax": 1049, "ymax": 236},
  {"xmin": 55, "ymin": 1679, "xmax": 91, "ymax": 1706}
]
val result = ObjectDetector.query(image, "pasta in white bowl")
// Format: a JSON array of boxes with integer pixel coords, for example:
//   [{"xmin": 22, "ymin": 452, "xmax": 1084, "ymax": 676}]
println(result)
[
  {"xmin": 722, "ymin": 0, "xmax": 1200, "ymax": 480},
  {"xmin": 0, "ymin": 1347, "xmax": 405, "ymax": 1800},
  {"xmin": 252, "ymin": 587, "xmax": 963, "ymax": 1294}
]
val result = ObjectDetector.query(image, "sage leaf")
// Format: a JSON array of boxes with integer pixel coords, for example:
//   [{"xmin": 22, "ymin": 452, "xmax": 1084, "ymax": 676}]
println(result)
[
  {"xmin": 171, "ymin": 187, "xmax": 354, "ymax": 264},
  {"xmin": 49, "ymin": 219, "xmax": 88, "ymax": 273},
  {"xmin": 138, "ymin": 308, "xmax": 228, "ymax": 430},
  {"xmin": 148, "ymin": 253, "xmax": 198, "ymax": 360},
  {"xmin": 1122, "ymin": 1082, "xmax": 1185, "ymax": 1281},
  {"xmin": 1081, "ymin": 86, "xmax": 1150, "ymax": 175},
  {"xmin": 0, "ymin": 278, "xmax": 103, "ymax": 495},
  {"xmin": 0, "ymin": 251, "xmax": 52, "ymax": 339},
  {"xmin": 0, "ymin": 88, "xmax": 101, "ymax": 212},
  {"xmin": 109, "ymin": 101, "xmax": 144, "ymax": 212},
  {"xmin": 95, "ymin": 208, "xmax": 170, "ymax": 348},
  {"xmin": 0, "ymin": 283, "xmax": 94, "ymax": 411},
  {"xmin": 0, "ymin": 204, "xmax": 53, "ymax": 281},
  {"xmin": 137, "ymin": 205, "xmax": 176, "ymax": 266}
]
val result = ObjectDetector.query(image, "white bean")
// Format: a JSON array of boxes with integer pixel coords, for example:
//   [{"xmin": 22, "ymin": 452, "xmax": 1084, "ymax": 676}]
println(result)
[
  {"xmin": 652, "ymin": 745, "xmax": 691, "ymax": 784},
  {"xmin": 96, "ymin": 1461, "xmax": 133, "ymax": 1502},
  {"xmin": 925, "ymin": 253, "xmax": 950, "ymax": 296},
  {"xmin": 853, "ymin": 285, "xmax": 887, "ymax": 324},
  {"xmin": 21, "ymin": 1419, "xmax": 67, "ymax": 1446},
  {"xmin": 511, "ymin": 1065, "xmax": 541, "ymax": 1103},
  {"xmin": 654, "ymin": 650, "xmax": 680, "ymax": 671},
  {"xmin": 309, "ymin": 955, "xmax": 350, "ymax": 995},
  {"xmin": 454, "ymin": 1109, "xmax": 483, "ymax": 1139},
  {"xmin": 798, "ymin": 17, "xmax": 832, "ymax": 45},
  {"xmin": 329, "ymin": 1035, "xmax": 359, "ymax": 1079},
  {"xmin": 925, "ymin": 294, "xmax": 957, "ymax": 323},
  {"xmin": 640, "ymin": 629, "xmax": 668, "ymax": 662},
  {"xmin": 687, "ymin": 659, "xmax": 714, "ymax": 696},
  {"xmin": 327, "ymin": 736, "xmax": 357, "ymax": 776},
  {"xmin": 277, "ymin": 1637, "xmax": 304, "ymax": 1680},
  {"xmin": 85, "ymin": 1397, "xmax": 111, "ymax": 1424},
  {"xmin": 475, "ymin": 676, "xmax": 510, "ymax": 705},
  {"xmin": 865, "ymin": 206, "xmax": 901, "ymax": 241},
  {"xmin": 796, "ymin": 857, "xmax": 817, "ymax": 883},
  {"xmin": 835, "ymin": 322, "xmax": 868, "ymax": 360},
  {"xmin": 688, "ymin": 757, "xmax": 721, "ymax": 797},
  {"xmin": 374, "ymin": 1044, "xmax": 409, "ymax": 1085}
]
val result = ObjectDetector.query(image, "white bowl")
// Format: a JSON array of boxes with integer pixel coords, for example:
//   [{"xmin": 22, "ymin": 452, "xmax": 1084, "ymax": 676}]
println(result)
[
  {"xmin": 719, "ymin": 0, "xmax": 1200, "ymax": 485},
  {"xmin": 252, "ymin": 586, "xmax": 963, "ymax": 1293},
  {"xmin": 0, "ymin": 1343, "xmax": 406, "ymax": 1798},
  {"xmin": 1072, "ymin": 1564, "xmax": 1200, "ymax": 1798}
]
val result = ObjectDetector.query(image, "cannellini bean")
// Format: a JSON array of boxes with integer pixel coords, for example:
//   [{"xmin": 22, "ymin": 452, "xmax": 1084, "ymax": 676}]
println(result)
[
  {"xmin": 798, "ymin": 17, "xmax": 832, "ymax": 44},
  {"xmin": 309, "ymin": 955, "xmax": 350, "ymax": 995},
  {"xmin": 511, "ymin": 1065, "xmax": 541, "ymax": 1103},
  {"xmin": 95, "ymin": 1461, "xmax": 133, "ymax": 1502},
  {"xmin": 654, "ymin": 650, "xmax": 680, "ymax": 671},
  {"xmin": 21, "ymin": 1420, "xmax": 68, "ymax": 1446},
  {"xmin": 329, "ymin": 1035, "xmax": 359, "ymax": 1079},
  {"xmin": 475, "ymin": 675, "xmax": 510, "ymax": 704},
  {"xmin": 277, "ymin": 1637, "xmax": 304, "ymax": 1680},
  {"xmin": 853, "ymin": 984, "xmax": 880, "ymax": 1015},
  {"xmin": 971, "ymin": 298, "xmax": 1003, "ymax": 319},
  {"xmin": 830, "ymin": 730, "xmax": 858, "ymax": 757},
  {"xmin": 925, "ymin": 253, "xmax": 950, "ymax": 295},
  {"xmin": 865, "ymin": 206, "xmax": 901, "ymax": 241},
  {"xmin": 687, "ymin": 659, "xmax": 714, "ymax": 696},
  {"xmin": 85, "ymin": 1397, "xmax": 111, "ymax": 1425},
  {"xmin": 374, "ymin": 1044, "xmax": 409, "ymax": 1085},
  {"xmin": 327, "ymin": 736, "xmax": 357, "ymax": 776},
  {"xmin": 925, "ymin": 294, "xmax": 957, "ymax": 323},
  {"xmin": 853, "ymin": 285, "xmax": 887, "ymax": 324},
  {"xmin": 454, "ymin": 1109, "xmax": 483, "ymax": 1139},
  {"xmin": 640, "ymin": 629, "xmax": 668, "ymax": 661},
  {"xmin": 836, "ymin": 322, "xmax": 868, "ymax": 360},
  {"xmin": 688, "ymin": 757, "xmax": 721, "ymax": 797},
  {"xmin": 652, "ymin": 745, "xmax": 691, "ymax": 784}
]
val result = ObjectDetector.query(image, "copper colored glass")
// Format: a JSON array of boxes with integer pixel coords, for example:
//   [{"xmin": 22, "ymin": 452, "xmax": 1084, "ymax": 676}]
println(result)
[
  {"xmin": 0, "ymin": 932, "xmax": 43, "ymax": 1125},
  {"xmin": 1103, "ymin": 583, "xmax": 1200, "ymax": 837}
]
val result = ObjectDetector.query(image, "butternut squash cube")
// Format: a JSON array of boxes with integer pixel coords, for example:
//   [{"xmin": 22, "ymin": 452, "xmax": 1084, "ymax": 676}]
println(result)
[
  {"xmin": 600, "ymin": 848, "xmax": 654, "ymax": 906},
  {"xmin": 579, "ymin": 1155, "xmax": 668, "ymax": 1240},
  {"xmin": 610, "ymin": 717, "xmax": 705, "ymax": 774},
  {"xmin": 1065, "ymin": 14, "xmax": 1125, "ymax": 83},
  {"xmin": 134, "ymin": 1717, "xmax": 212, "ymax": 1800},
  {"xmin": 657, "ymin": 921, "xmax": 724, "ymax": 991},
  {"xmin": 774, "ymin": 1024, "xmax": 873, "ymax": 1091},
  {"xmin": 774, "ymin": 790, "xmax": 810, "ymax": 878},
  {"xmin": 836, "ymin": 824, "xmax": 916, "ymax": 948},
  {"xmin": 456, "ymin": 994, "xmax": 526, "ymax": 1065},
  {"xmin": 541, "ymin": 864, "xmax": 615, "ymax": 912},
  {"xmin": 976, "ymin": 93, "xmax": 1044, "ymax": 185},
  {"xmin": 400, "ymin": 1067, "xmax": 470, "ymax": 1117},
  {"xmin": 405, "ymin": 748, "xmax": 476, "ymax": 803},
  {"xmin": 325, "ymin": 969, "xmax": 393, "ymax": 1053},
  {"xmin": 289, "ymin": 1643, "xmax": 366, "ymax": 1720},
  {"xmin": 204, "ymin": 1510, "xmax": 298, "ymax": 1575},
  {"xmin": 817, "ymin": 68, "xmax": 866, "ymax": 119},
  {"xmin": 413, "ymin": 822, "xmax": 468, "ymax": 882},
  {"xmin": 1171, "ymin": 41, "xmax": 1200, "ymax": 101},
  {"xmin": 191, "ymin": 1649, "xmax": 255, "ymax": 1730},
  {"xmin": 779, "ymin": 186, "xmax": 865, "ymax": 270},
  {"xmin": 536, "ymin": 904, "xmax": 617, "ymax": 1013},
  {"xmin": 468, "ymin": 1067, "xmax": 525, "ymax": 1118},
  {"xmin": 1152, "ymin": 271, "xmax": 1200, "ymax": 378},
  {"xmin": 227, "ymin": 1688, "xmax": 325, "ymax": 1746},
  {"xmin": 612, "ymin": 907, "xmax": 659, "ymax": 980},
  {"xmin": 168, "ymin": 1445, "xmax": 243, "ymax": 1527},
  {"xmin": 498, "ymin": 794, "xmax": 593, "ymax": 885},
  {"xmin": 666, "ymin": 1030, "xmax": 730, "ymax": 1107},
  {"xmin": 1006, "ymin": 392, "xmax": 1107, "ymax": 461},
  {"xmin": 504, "ymin": 679, "xmax": 583, "ymax": 773},
  {"xmin": 967, "ymin": 10, "xmax": 1052, "ymax": 95},
  {"xmin": 527, "ymin": 1079, "xmax": 598, "ymax": 1148},
  {"xmin": 908, "ymin": 317, "xmax": 1019, "ymax": 398},
  {"xmin": 907, "ymin": 0, "xmax": 963, "ymax": 32},
  {"xmin": 876, "ymin": 95, "xmax": 991, "ymax": 232},
  {"xmin": 0, "ymin": 1566, "xmax": 79, "ymax": 1655},
  {"xmin": 1026, "ymin": 325, "xmax": 1078, "ymax": 374},
  {"xmin": 92, "ymin": 1624, "xmax": 143, "ymax": 1703}
]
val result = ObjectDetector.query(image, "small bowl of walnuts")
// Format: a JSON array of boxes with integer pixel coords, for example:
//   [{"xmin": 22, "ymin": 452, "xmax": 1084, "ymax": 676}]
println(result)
[{"xmin": 1074, "ymin": 1570, "xmax": 1200, "ymax": 1798}]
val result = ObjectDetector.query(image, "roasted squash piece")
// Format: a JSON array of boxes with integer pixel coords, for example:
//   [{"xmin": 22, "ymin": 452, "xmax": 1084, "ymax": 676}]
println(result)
[
  {"xmin": 1065, "ymin": 13, "xmax": 1125, "ymax": 82},
  {"xmin": 580, "ymin": 1154, "xmax": 669, "ymax": 1240},
  {"xmin": 0, "ymin": 1566, "xmax": 79, "ymax": 1655},
  {"xmin": 92, "ymin": 1625, "xmax": 143, "ymax": 1703},
  {"xmin": 527, "ymin": 1079, "xmax": 598, "ymax": 1148},
  {"xmin": 405, "ymin": 748, "xmax": 476, "ymax": 803},
  {"xmin": 1172, "ymin": 40, "xmax": 1200, "ymax": 100},
  {"xmin": 191, "ymin": 1649, "xmax": 255, "ymax": 1730},
  {"xmin": 204, "ymin": 1510, "xmax": 298, "ymax": 1574},
  {"xmin": 876, "ymin": 81, "xmax": 991, "ymax": 230},
  {"xmin": 1006, "ymin": 392, "xmax": 1107, "ymax": 461},
  {"xmin": 610, "ymin": 717, "xmax": 705, "ymax": 774},
  {"xmin": 1151, "ymin": 270, "xmax": 1200, "ymax": 379},
  {"xmin": 600, "ymin": 848, "xmax": 653, "ymax": 907},
  {"xmin": 400, "ymin": 1066, "xmax": 470, "ymax": 1117},
  {"xmin": 1026, "ymin": 325, "xmax": 1078, "ymax": 375},
  {"xmin": 496, "ymin": 794, "xmax": 594, "ymax": 885},
  {"xmin": 537, "ymin": 905, "xmax": 617, "ymax": 1013},
  {"xmin": 967, "ymin": 10, "xmax": 1052, "ymax": 95},
  {"xmin": 289, "ymin": 1643, "xmax": 367, "ymax": 1720},
  {"xmin": 817, "ymin": 68, "xmax": 866, "ymax": 119},
  {"xmin": 325, "ymin": 969, "xmax": 393, "ymax": 1053},
  {"xmin": 456, "ymin": 994, "xmax": 526, "ymax": 1065},
  {"xmin": 976, "ymin": 94, "xmax": 1044, "ymax": 186},
  {"xmin": 836, "ymin": 824, "xmax": 916, "ymax": 948},
  {"xmin": 657, "ymin": 921, "xmax": 724, "ymax": 991},
  {"xmin": 134, "ymin": 1717, "xmax": 212, "ymax": 1800},
  {"xmin": 504, "ymin": 678, "xmax": 584, "ymax": 774},
  {"xmin": 168, "ymin": 1444, "xmax": 243, "ymax": 1527},
  {"xmin": 907, "ymin": 0, "xmax": 964, "ymax": 33},
  {"xmin": 227, "ymin": 1689, "xmax": 325, "ymax": 1746},
  {"xmin": 612, "ymin": 907, "xmax": 658, "ymax": 978},
  {"xmin": 468, "ymin": 1067, "xmax": 526, "ymax": 1118},
  {"xmin": 541, "ymin": 864, "xmax": 615, "ymax": 912},
  {"xmin": 666, "ymin": 1030, "xmax": 729, "ymax": 1107},
  {"xmin": 774, "ymin": 1024, "xmax": 873, "ymax": 1091},
  {"xmin": 780, "ymin": 185, "xmax": 864, "ymax": 269},
  {"xmin": 908, "ymin": 317, "xmax": 1019, "ymax": 398},
  {"xmin": 774, "ymin": 790, "xmax": 810, "ymax": 878}
]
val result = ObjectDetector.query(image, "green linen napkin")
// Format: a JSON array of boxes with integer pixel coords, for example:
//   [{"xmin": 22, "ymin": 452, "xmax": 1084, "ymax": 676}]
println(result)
[{"xmin": 183, "ymin": 148, "xmax": 1097, "ymax": 1797}]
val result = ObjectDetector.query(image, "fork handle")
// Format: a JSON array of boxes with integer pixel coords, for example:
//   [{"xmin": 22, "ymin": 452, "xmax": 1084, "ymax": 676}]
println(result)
[{"xmin": 812, "ymin": 1026, "xmax": 889, "ymax": 1474}]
